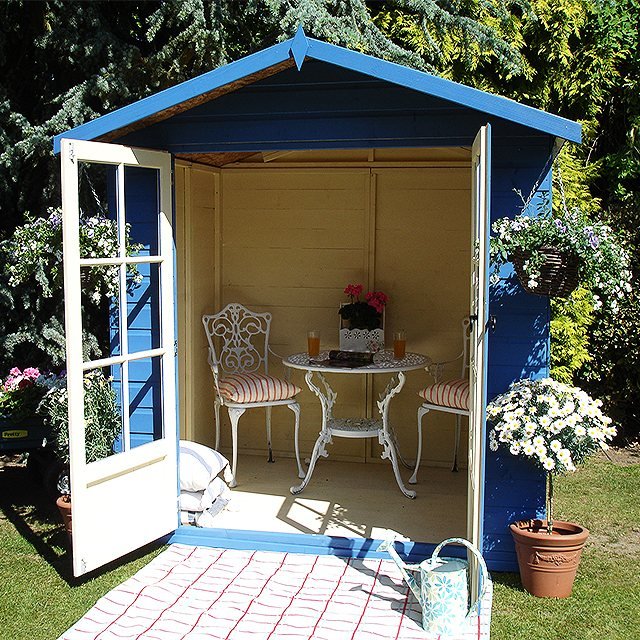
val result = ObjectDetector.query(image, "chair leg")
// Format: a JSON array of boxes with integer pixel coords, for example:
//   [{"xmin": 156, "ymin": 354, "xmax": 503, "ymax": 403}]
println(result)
[
  {"xmin": 410, "ymin": 405, "xmax": 429, "ymax": 484},
  {"xmin": 452, "ymin": 414, "xmax": 462, "ymax": 472},
  {"xmin": 287, "ymin": 402, "xmax": 305, "ymax": 479},
  {"xmin": 266, "ymin": 406, "xmax": 274, "ymax": 463},
  {"xmin": 227, "ymin": 407, "xmax": 245, "ymax": 488},
  {"xmin": 214, "ymin": 399, "xmax": 221, "ymax": 450}
]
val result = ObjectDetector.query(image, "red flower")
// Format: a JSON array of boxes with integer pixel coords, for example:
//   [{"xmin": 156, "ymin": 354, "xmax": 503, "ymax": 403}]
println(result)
[
  {"xmin": 365, "ymin": 290, "xmax": 388, "ymax": 314},
  {"xmin": 344, "ymin": 283, "xmax": 363, "ymax": 300}
]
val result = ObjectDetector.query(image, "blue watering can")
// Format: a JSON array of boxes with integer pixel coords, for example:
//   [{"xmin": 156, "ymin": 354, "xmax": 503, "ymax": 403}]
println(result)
[{"xmin": 378, "ymin": 537, "xmax": 489, "ymax": 637}]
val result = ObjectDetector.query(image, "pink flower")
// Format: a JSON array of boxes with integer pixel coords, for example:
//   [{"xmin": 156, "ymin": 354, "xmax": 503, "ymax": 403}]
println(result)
[
  {"xmin": 344, "ymin": 284, "xmax": 363, "ymax": 300},
  {"xmin": 9, "ymin": 367, "xmax": 21, "ymax": 377},
  {"xmin": 365, "ymin": 290, "xmax": 388, "ymax": 314},
  {"xmin": 23, "ymin": 367, "xmax": 40, "ymax": 380}
]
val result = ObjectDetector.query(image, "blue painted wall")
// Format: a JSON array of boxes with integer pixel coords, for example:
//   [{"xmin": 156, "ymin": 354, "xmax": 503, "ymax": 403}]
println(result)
[
  {"xmin": 112, "ymin": 60, "xmax": 554, "ymax": 571},
  {"xmin": 485, "ymin": 146, "xmax": 551, "ymax": 571},
  {"xmin": 111, "ymin": 166, "xmax": 163, "ymax": 451},
  {"xmin": 116, "ymin": 61, "xmax": 552, "ymax": 153}
]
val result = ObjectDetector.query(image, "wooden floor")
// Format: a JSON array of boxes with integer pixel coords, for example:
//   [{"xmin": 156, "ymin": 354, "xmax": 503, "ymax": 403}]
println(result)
[{"xmin": 211, "ymin": 454, "xmax": 467, "ymax": 543}]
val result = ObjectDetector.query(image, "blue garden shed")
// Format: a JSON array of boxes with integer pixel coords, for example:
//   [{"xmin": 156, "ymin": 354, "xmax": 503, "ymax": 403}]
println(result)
[{"xmin": 54, "ymin": 28, "xmax": 581, "ymax": 578}]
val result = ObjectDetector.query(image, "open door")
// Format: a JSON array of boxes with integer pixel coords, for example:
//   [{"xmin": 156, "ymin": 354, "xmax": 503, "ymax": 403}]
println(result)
[
  {"xmin": 60, "ymin": 139, "xmax": 178, "ymax": 576},
  {"xmin": 467, "ymin": 125, "xmax": 491, "ymax": 587}
]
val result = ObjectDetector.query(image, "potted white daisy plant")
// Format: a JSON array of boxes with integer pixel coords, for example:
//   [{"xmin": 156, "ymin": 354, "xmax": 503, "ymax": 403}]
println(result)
[{"xmin": 486, "ymin": 377, "xmax": 616, "ymax": 598}]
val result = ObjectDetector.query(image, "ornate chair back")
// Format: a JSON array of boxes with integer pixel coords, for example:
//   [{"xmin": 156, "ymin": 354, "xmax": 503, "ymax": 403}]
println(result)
[{"xmin": 202, "ymin": 303, "xmax": 272, "ymax": 394}]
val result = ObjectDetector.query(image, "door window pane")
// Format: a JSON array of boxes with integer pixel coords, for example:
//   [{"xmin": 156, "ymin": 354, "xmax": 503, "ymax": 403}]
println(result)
[
  {"xmin": 124, "ymin": 166, "xmax": 160, "ymax": 258},
  {"xmin": 78, "ymin": 162, "xmax": 119, "ymax": 260}
]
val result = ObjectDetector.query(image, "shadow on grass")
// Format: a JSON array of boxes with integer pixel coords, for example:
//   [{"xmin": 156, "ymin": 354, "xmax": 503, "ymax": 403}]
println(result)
[
  {"xmin": 489, "ymin": 571, "xmax": 523, "ymax": 590},
  {"xmin": 0, "ymin": 455, "xmax": 164, "ymax": 587}
]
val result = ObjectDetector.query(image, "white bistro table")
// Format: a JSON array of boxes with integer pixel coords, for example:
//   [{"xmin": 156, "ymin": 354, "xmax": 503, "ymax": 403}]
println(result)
[{"xmin": 283, "ymin": 350, "xmax": 430, "ymax": 499}]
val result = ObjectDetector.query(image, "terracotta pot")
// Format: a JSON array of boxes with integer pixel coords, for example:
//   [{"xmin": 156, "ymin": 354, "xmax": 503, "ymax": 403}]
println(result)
[
  {"xmin": 56, "ymin": 495, "xmax": 72, "ymax": 545},
  {"xmin": 510, "ymin": 519, "xmax": 588, "ymax": 598}
]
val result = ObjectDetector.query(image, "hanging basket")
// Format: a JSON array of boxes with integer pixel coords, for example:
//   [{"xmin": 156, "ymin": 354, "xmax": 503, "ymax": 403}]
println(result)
[{"xmin": 512, "ymin": 247, "xmax": 580, "ymax": 298}]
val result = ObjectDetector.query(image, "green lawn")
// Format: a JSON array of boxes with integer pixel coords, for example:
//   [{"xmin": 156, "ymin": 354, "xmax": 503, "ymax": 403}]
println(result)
[
  {"xmin": 0, "ymin": 450, "xmax": 638, "ymax": 639},
  {"xmin": 491, "ymin": 450, "xmax": 640, "ymax": 639}
]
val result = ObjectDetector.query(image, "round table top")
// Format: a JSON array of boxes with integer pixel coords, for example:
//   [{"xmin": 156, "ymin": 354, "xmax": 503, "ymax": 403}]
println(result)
[{"xmin": 283, "ymin": 350, "xmax": 431, "ymax": 374}]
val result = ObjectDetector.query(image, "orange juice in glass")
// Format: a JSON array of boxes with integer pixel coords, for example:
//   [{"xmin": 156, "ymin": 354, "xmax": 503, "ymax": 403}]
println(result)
[
  {"xmin": 307, "ymin": 330, "xmax": 320, "ymax": 357},
  {"xmin": 393, "ymin": 330, "xmax": 406, "ymax": 359}
]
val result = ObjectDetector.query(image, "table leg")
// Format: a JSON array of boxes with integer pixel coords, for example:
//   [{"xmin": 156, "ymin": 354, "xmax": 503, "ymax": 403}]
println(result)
[
  {"xmin": 290, "ymin": 371, "xmax": 336, "ymax": 495},
  {"xmin": 377, "ymin": 372, "xmax": 416, "ymax": 499}
]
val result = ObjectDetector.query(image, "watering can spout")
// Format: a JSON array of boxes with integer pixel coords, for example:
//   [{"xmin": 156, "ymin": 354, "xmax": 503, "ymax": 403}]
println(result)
[{"xmin": 376, "ymin": 540, "xmax": 422, "ymax": 603}]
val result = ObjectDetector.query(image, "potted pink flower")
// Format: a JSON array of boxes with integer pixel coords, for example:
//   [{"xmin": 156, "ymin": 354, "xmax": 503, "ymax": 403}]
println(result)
[{"xmin": 338, "ymin": 283, "xmax": 388, "ymax": 352}]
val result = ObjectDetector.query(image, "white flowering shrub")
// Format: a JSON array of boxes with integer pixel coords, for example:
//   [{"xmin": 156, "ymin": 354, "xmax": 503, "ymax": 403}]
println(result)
[
  {"xmin": 39, "ymin": 369, "xmax": 122, "ymax": 467},
  {"xmin": 490, "ymin": 197, "xmax": 632, "ymax": 312},
  {"xmin": 488, "ymin": 377, "xmax": 616, "ymax": 532},
  {"xmin": 7, "ymin": 208, "xmax": 143, "ymax": 304},
  {"xmin": 488, "ymin": 377, "xmax": 616, "ymax": 473}
]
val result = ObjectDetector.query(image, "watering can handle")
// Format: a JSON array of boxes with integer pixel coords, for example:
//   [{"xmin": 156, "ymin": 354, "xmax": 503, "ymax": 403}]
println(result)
[{"xmin": 431, "ymin": 537, "xmax": 489, "ymax": 618}]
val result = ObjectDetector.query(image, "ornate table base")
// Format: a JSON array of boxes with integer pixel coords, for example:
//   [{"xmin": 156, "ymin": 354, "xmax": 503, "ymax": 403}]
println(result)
[{"xmin": 290, "ymin": 370, "xmax": 417, "ymax": 499}]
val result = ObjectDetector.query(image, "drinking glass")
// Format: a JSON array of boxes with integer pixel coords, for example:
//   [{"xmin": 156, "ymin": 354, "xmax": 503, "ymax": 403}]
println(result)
[
  {"xmin": 307, "ymin": 330, "xmax": 320, "ymax": 357},
  {"xmin": 393, "ymin": 330, "xmax": 406, "ymax": 359}
]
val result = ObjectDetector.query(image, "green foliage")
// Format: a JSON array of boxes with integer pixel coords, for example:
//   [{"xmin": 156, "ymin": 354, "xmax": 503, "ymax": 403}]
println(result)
[
  {"xmin": 0, "ymin": 209, "xmax": 140, "ymax": 371},
  {"xmin": 372, "ymin": 0, "xmax": 531, "ymax": 81},
  {"xmin": 550, "ymin": 287, "xmax": 593, "ymax": 384},
  {"xmin": 39, "ymin": 369, "xmax": 121, "ymax": 466},
  {"xmin": 0, "ymin": 0, "xmax": 637, "ymax": 437},
  {"xmin": 490, "ymin": 194, "xmax": 632, "ymax": 312}
]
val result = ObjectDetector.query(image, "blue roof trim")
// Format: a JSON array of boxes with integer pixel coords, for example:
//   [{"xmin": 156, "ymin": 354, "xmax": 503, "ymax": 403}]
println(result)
[
  {"xmin": 306, "ymin": 38, "xmax": 581, "ymax": 144},
  {"xmin": 53, "ymin": 29, "xmax": 581, "ymax": 153},
  {"xmin": 53, "ymin": 38, "xmax": 294, "ymax": 154},
  {"xmin": 290, "ymin": 25, "xmax": 309, "ymax": 70}
]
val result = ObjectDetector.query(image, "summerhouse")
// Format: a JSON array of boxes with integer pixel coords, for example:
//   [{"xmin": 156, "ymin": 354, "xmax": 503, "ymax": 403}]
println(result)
[{"xmin": 53, "ymin": 29, "xmax": 581, "ymax": 579}]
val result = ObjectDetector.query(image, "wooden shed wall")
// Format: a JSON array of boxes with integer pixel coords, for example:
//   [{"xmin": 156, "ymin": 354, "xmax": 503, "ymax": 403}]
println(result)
[
  {"xmin": 483, "ymin": 143, "xmax": 551, "ymax": 570},
  {"xmin": 175, "ymin": 154, "xmax": 471, "ymax": 468}
]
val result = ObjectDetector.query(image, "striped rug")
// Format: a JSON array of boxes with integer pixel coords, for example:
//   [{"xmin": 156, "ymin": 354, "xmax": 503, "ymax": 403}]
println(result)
[{"xmin": 59, "ymin": 544, "xmax": 492, "ymax": 639}]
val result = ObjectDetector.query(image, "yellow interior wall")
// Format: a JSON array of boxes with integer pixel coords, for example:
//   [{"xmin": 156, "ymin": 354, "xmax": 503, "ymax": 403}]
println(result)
[
  {"xmin": 175, "ymin": 162, "xmax": 218, "ymax": 447},
  {"xmin": 176, "ymin": 152, "xmax": 470, "ymax": 467}
]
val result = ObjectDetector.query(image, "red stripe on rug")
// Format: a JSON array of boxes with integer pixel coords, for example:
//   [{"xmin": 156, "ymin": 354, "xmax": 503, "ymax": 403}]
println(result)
[
  {"xmin": 176, "ymin": 550, "xmax": 257, "ymax": 640},
  {"xmin": 350, "ymin": 558, "xmax": 383, "ymax": 639},
  {"xmin": 393, "ymin": 585, "xmax": 411, "ymax": 640},
  {"xmin": 93, "ymin": 546, "xmax": 199, "ymax": 639},
  {"xmin": 266, "ymin": 555, "xmax": 319, "ymax": 639},
  {"xmin": 223, "ymin": 552, "xmax": 289, "ymax": 639},
  {"xmin": 131, "ymin": 548, "xmax": 227, "ymax": 639},
  {"xmin": 307, "ymin": 558, "xmax": 351, "ymax": 639}
]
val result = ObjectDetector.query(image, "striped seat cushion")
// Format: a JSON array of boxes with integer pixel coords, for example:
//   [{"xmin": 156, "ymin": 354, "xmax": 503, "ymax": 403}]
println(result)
[
  {"xmin": 418, "ymin": 378, "xmax": 470, "ymax": 410},
  {"xmin": 218, "ymin": 373, "xmax": 301, "ymax": 403}
]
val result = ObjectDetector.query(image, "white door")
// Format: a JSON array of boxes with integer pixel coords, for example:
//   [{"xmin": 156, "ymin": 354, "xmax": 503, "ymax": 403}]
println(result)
[
  {"xmin": 467, "ymin": 125, "xmax": 491, "ymax": 585},
  {"xmin": 60, "ymin": 139, "xmax": 178, "ymax": 577}
]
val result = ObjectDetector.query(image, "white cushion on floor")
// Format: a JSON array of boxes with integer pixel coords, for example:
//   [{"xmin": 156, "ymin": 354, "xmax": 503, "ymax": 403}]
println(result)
[
  {"xmin": 179, "ymin": 477, "xmax": 229, "ymax": 512},
  {"xmin": 179, "ymin": 440, "xmax": 229, "ymax": 492}
]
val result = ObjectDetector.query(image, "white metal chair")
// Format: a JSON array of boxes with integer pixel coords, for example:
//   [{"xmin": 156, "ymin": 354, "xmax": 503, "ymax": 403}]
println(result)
[
  {"xmin": 202, "ymin": 303, "xmax": 305, "ymax": 487},
  {"xmin": 410, "ymin": 318, "xmax": 471, "ymax": 482}
]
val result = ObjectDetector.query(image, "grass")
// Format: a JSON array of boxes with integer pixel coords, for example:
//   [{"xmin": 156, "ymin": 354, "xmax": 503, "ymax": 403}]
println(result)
[
  {"xmin": 0, "ymin": 450, "xmax": 638, "ymax": 639},
  {"xmin": 491, "ymin": 451, "xmax": 640, "ymax": 639},
  {"xmin": 0, "ymin": 457, "xmax": 164, "ymax": 639}
]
